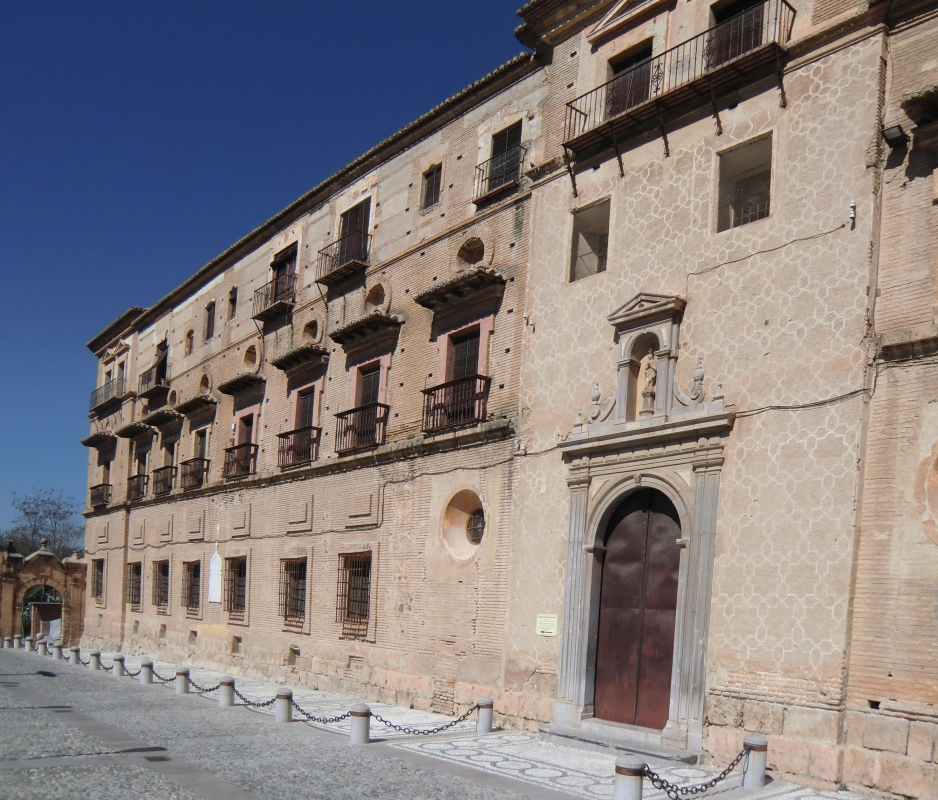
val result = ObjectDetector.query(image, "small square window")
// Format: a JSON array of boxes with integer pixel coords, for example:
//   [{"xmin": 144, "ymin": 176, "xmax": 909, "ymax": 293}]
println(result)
[
  {"xmin": 717, "ymin": 135, "xmax": 772, "ymax": 232},
  {"xmin": 570, "ymin": 199, "xmax": 610, "ymax": 282},
  {"xmin": 421, "ymin": 165, "xmax": 442, "ymax": 210}
]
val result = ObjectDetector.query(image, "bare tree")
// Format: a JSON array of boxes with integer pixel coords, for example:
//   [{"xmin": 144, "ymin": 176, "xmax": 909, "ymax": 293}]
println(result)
[{"xmin": 3, "ymin": 489, "xmax": 84, "ymax": 560}]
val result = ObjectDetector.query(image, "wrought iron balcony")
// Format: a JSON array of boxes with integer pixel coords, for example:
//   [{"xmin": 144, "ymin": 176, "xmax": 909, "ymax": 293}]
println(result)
[
  {"xmin": 335, "ymin": 402, "xmax": 389, "ymax": 454},
  {"xmin": 180, "ymin": 458, "xmax": 210, "ymax": 489},
  {"xmin": 252, "ymin": 273, "xmax": 297, "ymax": 321},
  {"xmin": 277, "ymin": 426, "xmax": 321, "ymax": 469},
  {"xmin": 89, "ymin": 483, "xmax": 112, "ymax": 507},
  {"xmin": 473, "ymin": 144, "xmax": 527, "ymax": 204},
  {"xmin": 422, "ymin": 375, "xmax": 492, "ymax": 434},
  {"xmin": 563, "ymin": 0, "xmax": 795, "ymax": 160},
  {"xmin": 138, "ymin": 363, "xmax": 169, "ymax": 398},
  {"xmin": 152, "ymin": 465, "xmax": 177, "ymax": 496},
  {"xmin": 90, "ymin": 377, "xmax": 126, "ymax": 411},
  {"xmin": 316, "ymin": 230, "xmax": 371, "ymax": 285},
  {"xmin": 127, "ymin": 474, "xmax": 149, "ymax": 502},
  {"xmin": 223, "ymin": 443, "xmax": 258, "ymax": 479}
]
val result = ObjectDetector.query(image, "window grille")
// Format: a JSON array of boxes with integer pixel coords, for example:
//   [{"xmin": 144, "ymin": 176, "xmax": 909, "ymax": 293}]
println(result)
[
  {"xmin": 224, "ymin": 557, "xmax": 248, "ymax": 620},
  {"xmin": 182, "ymin": 561, "xmax": 201, "ymax": 613},
  {"xmin": 92, "ymin": 559, "xmax": 105, "ymax": 600},
  {"xmin": 336, "ymin": 552, "xmax": 372, "ymax": 639},
  {"xmin": 717, "ymin": 135, "xmax": 772, "ymax": 231},
  {"xmin": 152, "ymin": 560, "xmax": 170, "ymax": 614},
  {"xmin": 279, "ymin": 559, "xmax": 307, "ymax": 627},
  {"xmin": 125, "ymin": 562, "xmax": 141, "ymax": 609},
  {"xmin": 466, "ymin": 509, "xmax": 486, "ymax": 545}
]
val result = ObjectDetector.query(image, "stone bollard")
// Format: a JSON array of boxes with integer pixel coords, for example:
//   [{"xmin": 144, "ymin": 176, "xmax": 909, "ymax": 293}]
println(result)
[
  {"xmin": 476, "ymin": 697, "xmax": 494, "ymax": 734},
  {"xmin": 349, "ymin": 703, "xmax": 371, "ymax": 745},
  {"xmin": 218, "ymin": 676, "xmax": 235, "ymax": 708},
  {"xmin": 25, "ymin": 637, "xmax": 34, "ymax": 652},
  {"xmin": 275, "ymin": 688, "xmax": 293, "ymax": 723},
  {"xmin": 176, "ymin": 668, "xmax": 190, "ymax": 695},
  {"xmin": 52, "ymin": 642, "xmax": 63, "ymax": 660},
  {"xmin": 69, "ymin": 647, "xmax": 80, "ymax": 665},
  {"xmin": 41, "ymin": 639, "xmax": 51, "ymax": 656},
  {"xmin": 113, "ymin": 655, "xmax": 126, "ymax": 677},
  {"xmin": 89, "ymin": 651, "xmax": 101, "ymax": 670},
  {"xmin": 742, "ymin": 733, "xmax": 768, "ymax": 788},
  {"xmin": 2, "ymin": 637, "xmax": 11, "ymax": 649},
  {"xmin": 140, "ymin": 660, "xmax": 153, "ymax": 685},
  {"xmin": 614, "ymin": 755, "xmax": 645, "ymax": 800},
  {"xmin": 13, "ymin": 635, "xmax": 22, "ymax": 649}
]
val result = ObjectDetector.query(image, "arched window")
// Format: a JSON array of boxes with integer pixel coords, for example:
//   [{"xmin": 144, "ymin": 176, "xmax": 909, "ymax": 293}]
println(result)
[{"xmin": 184, "ymin": 330, "xmax": 195, "ymax": 356}]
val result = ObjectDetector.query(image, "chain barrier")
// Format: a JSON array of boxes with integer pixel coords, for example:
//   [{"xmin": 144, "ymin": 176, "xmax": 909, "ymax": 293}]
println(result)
[
  {"xmin": 642, "ymin": 747, "xmax": 748, "ymax": 800},
  {"xmin": 289, "ymin": 699, "xmax": 352, "ymax": 725},
  {"xmin": 100, "ymin": 661, "xmax": 114, "ymax": 672},
  {"xmin": 189, "ymin": 678, "xmax": 221, "ymax": 693},
  {"xmin": 152, "ymin": 668, "xmax": 175, "ymax": 684},
  {"xmin": 124, "ymin": 667, "xmax": 141, "ymax": 678},
  {"xmin": 233, "ymin": 688, "xmax": 277, "ymax": 709},
  {"xmin": 77, "ymin": 655, "xmax": 90, "ymax": 666},
  {"xmin": 372, "ymin": 704, "xmax": 477, "ymax": 736}
]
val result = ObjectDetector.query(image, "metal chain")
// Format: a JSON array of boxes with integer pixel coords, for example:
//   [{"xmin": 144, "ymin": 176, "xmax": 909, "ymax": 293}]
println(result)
[
  {"xmin": 100, "ymin": 662, "xmax": 114, "ymax": 672},
  {"xmin": 125, "ymin": 667, "xmax": 141, "ymax": 678},
  {"xmin": 372, "ymin": 704, "xmax": 477, "ymax": 736},
  {"xmin": 289, "ymin": 699, "xmax": 352, "ymax": 725},
  {"xmin": 188, "ymin": 678, "xmax": 221, "ymax": 693},
  {"xmin": 77, "ymin": 656, "xmax": 90, "ymax": 666},
  {"xmin": 152, "ymin": 668, "xmax": 175, "ymax": 684},
  {"xmin": 233, "ymin": 688, "xmax": 277, "ymax": 709},
  {"xmin": 643, "ymin": 747, "xmax": 748, "ymax": 800}
]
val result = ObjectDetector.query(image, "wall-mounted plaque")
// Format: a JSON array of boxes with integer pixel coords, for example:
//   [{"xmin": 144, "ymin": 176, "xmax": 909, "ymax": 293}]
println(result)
[{"xmin": 536, "ymin": 614, "xmax": 558, "ymax": 637}]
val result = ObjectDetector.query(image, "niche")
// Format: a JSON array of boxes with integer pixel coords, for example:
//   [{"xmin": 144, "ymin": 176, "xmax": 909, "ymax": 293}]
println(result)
[
  {"xmin": 188, "ymin": 630, "xmax": 197, "ymax": 646},
  {"xmin": 625, "ymin": 333, "xmax": 659, "ymax": 422},
  {"xmin": 287, "ymin": 645, "xmax": 300, "ymax": 666},
  {"xmin": 457, "ymin": 238, "xmax": 485, "ymax": 266},
  {"xmin": 231, "ymin": 635, "xmax": 242, "ymax": 654},
  {"xmin": 131, "ymin": 620, "xmax": 139, "ymax": 635},
  {"xmin": 442, "ymin": 489, "xmax": 485, "ymax": 561},
  {"xmin": 243, "ymin": 346, "xmax": 257, "ymax": 368},
  {"xmin": 158, "ymin": 624, "xmax": 167, "ymax": 640},
  {"xmin": 199, "ymin": 374, "xmax": 210, "ymax": 393},
  {"xmin": 303, "ymin": 319, "xmax": 320, "ymax": 343}
]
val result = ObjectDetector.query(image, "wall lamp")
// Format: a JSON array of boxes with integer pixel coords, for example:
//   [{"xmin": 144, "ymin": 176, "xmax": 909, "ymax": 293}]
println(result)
[{"xmin": 882, "ymin": 124, "xmax": 909, "ymax": 148}]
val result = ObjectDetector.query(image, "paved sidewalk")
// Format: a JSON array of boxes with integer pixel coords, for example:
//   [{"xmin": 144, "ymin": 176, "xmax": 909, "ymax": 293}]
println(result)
[{"xmin": 0, "ymin": 647, "xmax": 877, "ymax": 800}]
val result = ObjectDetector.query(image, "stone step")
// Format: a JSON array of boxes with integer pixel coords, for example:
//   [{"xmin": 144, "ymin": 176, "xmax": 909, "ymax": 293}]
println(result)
[{"xmin": 539, "ymin": 722, "xmax": 700, "ymax": 764}]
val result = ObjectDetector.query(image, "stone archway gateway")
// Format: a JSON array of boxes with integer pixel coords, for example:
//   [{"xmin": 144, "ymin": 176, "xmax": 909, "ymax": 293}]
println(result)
[{"xmin": 594, "ymin": 489, "xmax": 681, "ymax": 728}]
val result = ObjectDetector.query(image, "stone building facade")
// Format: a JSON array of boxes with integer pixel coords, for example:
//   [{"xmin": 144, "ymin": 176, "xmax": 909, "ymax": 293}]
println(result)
[{"xmin": 81, "ymin": 0, "xmax": 938, "ymax": 796}]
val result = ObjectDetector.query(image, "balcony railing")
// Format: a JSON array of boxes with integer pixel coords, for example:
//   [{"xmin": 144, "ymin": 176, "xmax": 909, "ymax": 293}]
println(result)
[
  {"xmin": 90, "ymin": 377, "xmax": 126, "ymax": 411},
  {"xmin": 252, "ymin": 273, "xmax": 297, "ymax": 321},
  {"xmin": 152, "ymin": 465, "xmax": 176, "ymax": 496},
  {"xmin": 89, "ymin": 483, "xmax": 112, "ymax": 507},
  {"xmin": 277, "ymin": 426, "xmax": 321, "ymax": 469},
  {"xmin": 180, "ymin": 458, "xmax": 210, "ymax": 489},
  {"xmin": 127, "ymin": 474, "xmax": 149, "ymax": 502},
  {"xmin": 563, "ymin": 0, "xmax": 794, "ymax": 155},
  {"xmin": 138, "ymin": 363, "xmax": 169, "ymax": 397},
  {"xmin": 335, "ymin": 402, "xmax": 390, "ymax": 454},
  {"xmin": 473, "ymin": 144, "xmax": 527, "ymax": 203},
  {"xmin": 316, "ymin": 230, "xmax": 371, "ymax": 284},
  {"xmin": 422, "ymin": 375, "xmax": 492, "ymax": 434},
  {"xmin": 223, "ymin": 443, "xmax": 258, "ymax": 479}
]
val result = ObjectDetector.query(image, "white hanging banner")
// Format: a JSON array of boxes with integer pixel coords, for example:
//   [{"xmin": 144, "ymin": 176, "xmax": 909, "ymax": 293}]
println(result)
[{"xmin": 208, "ymin": 545, "xmax": 222, "ymax": 603}]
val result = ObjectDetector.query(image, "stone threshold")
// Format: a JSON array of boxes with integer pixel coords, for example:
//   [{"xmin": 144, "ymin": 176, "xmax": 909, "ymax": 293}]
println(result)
[{"xmin": 540, "ymin": 721, "xmax": 700, "ymax": 764}]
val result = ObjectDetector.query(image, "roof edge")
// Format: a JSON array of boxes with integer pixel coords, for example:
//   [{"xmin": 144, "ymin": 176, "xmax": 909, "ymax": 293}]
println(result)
[{"xmin": 86, "ymin": 307, "xmax": 146, "ymax": 354}]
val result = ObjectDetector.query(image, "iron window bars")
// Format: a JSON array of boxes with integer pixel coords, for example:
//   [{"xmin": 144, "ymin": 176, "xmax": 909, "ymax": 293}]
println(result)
[
  {"xmin": 563, "ymin": 0, "xmax": 794, "ymax": 149},
  {"xmin": 252, "ymin": 273, "xmax": 297, "ymax": 319},
  {"xmin": 152, "ymin": 466, "xmax": 176, "ymax": 496},
  {"xmin": 280, "ymin": 559, "xmax": 307, "ymax": 627},
  {"xmin": 223, "ymin": 443, "xmax": 258, "ymax": 479},
  {"xmin": 224, "ymin": 557, "xmax": 248, "ymax": 620},
  {"xmin": 336, "ymin": 552, "xmax": 372, "ymax": 640},
  {"xmin": 473, "ymin": 144, "xmax": 527, "ymax": 203},
  {"xmin": 277, "ymin": 426, "xmax": 321, "ymax": 469},
  {"xmin": 125, "ymin": 562, "xmax": 142, "ymax": 610},
  {"xmin": 127, "ymin": 474, "xmax": 149, "ymax": 502},
  {"xmin": 182, "ymin": 561, "xmax": 201, "ymax": 613},
  {"xmin": 335, "ymin": 403, "xmax": 390, "ymax": 454},
  {"xmin": 90, "ymin": 483, "xmax": 112, "ymax": 507},
  {"xmin": 180, "ymin": 458, "xmax": 210, "ymax": 489},
  {"xmin": 422, "ymin": 375, "xmax": 491, "ymax": 434},
  {"xmin": 467, "ymin": 509, "xmax": 486, "ymax": 545},
  {"xmin": 92, "ymin": 559, "xmax": 105, "ymax": 601},
  {"xmin": 152, "ymin": 560, "xmax": 170, "ymax": 614},
  {"xmin": 90, "ymin": 376, "xmax": 126, "ymax": 411}
]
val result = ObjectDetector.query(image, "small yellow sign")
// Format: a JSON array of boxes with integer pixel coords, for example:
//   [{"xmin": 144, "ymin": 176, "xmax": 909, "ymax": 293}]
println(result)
[{"xmin": 536, "ymin": 614, "xmax": 558, "ymax": 637}]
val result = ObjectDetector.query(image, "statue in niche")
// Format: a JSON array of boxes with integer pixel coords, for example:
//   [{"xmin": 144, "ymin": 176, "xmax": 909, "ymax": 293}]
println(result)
[{"xmin": 640, "ymin": 357, "xmax": 657, "ymax": 417}]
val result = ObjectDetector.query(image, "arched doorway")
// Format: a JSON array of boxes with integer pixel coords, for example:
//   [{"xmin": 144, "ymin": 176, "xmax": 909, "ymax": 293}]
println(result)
[
  {"xmin": 21, "ymin": 584, "xmax": 63, "ymax": 638},
  {"xmin": 594, "ymin": 489, "xmax": 681, "ymax": 729}
]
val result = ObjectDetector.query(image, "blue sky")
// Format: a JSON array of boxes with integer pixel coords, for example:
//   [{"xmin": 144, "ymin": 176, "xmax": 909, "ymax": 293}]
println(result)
[{"xmin": 0, "ymin": 1, "xmax": 526, "ymax": 527}]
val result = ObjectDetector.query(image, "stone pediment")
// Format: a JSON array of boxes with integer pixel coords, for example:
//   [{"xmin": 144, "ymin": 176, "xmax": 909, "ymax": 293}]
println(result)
[
  {"xmin": 587, "ymin": 0, "xmax": 674, "ymax": 44},
  {"xmin": 607, "ymin": 293, "xmax": 685, "ymax": 332}
]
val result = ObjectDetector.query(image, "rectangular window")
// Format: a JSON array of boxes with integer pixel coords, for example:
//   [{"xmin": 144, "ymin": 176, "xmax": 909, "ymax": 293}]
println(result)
[
  {"xmin": 357, "ymin": 364, "xmax": 381, "ymax": 406},
  {"xmin": 570, "ymin": 199, "xmax": 611, "ymax": 282},
  {"xmin": 296, "ymin": 388, "xmax": 315, "ymax": 429},
  {"xmin": 272, "ymin": 247, "xmax": 297, "ymax": 301},
  {"xmin": 712, "ymin": 0, "xmax": 766, "ymax": 67},
  {"xmin": 134, "ymin": 444, "xmax": 148, "ymax": 476},
  {"xmin": 92, "ymin": 559, "xmax": 105, "ymax": 601},
  {"xmin": 194, "ymin": 428, "xmax": 207, "ymax": 460},
  {"xmin": 224, "ymin": 557, "xmax": 248, "ymax": 619},
  {"xmin": 488, "ymin": 122, "xmax": 523, "ymax": 193},
  {"xmin": 421, "ymin": 164, "xmax": 442, "ymax": 210},
  {"xmin": 336, "ymin": 552, "xmax": 372, "ymax": 639},
  {"xmin": 449, "ymin": 330, "xmax": 480, "ymax": 380},
  {"xmin": 125, "ymin": 562, "xmax": 142, "ymax": 610},
  {"xmin": 182, "ymin": 561, "xmax": 201, "ymax": 613},
  {"xmin": 607, "ymin": 47, "xmax": 652, "ymax": 118},
  {"xmin": 280, "ymin": 559, "xmax": 307, "ymax": 627},
  {"xmin": 204, "ymin": 302, "xmax": 215, "ymax": 341},
  {"xmin": 228, "ymin": 287, "xmax": 238, "ymax": 320},
  {"xmin": 717, "ymin": 135, "xmax": 772, "ymax": 232},
  {"xmin": 237, "ymin": 413, "xmax": 254, "ymax": 445},
  {"xmin": 152, "ymin": 560, "xmax": 170, "ymax": 614}
]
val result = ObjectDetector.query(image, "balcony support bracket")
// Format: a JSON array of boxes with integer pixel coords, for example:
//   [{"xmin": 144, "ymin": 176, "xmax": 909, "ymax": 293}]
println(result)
[
  {"xmin": 775, "ymin": 49, "xmax": 787, "ymax": 109},
  {"xmin": 562, "ymin": 146, "xmax": 579, "ymax": 197},
  {"xmin": 607, "ymin": 123, "xmax": 625, "ymax": 177},
  {"xmin": 656, "ymin": 103, "xmax": 670, "ymax": 159},
  {"xmin": 707, "ymin": 78, "xmax": 723, "ymax": 136}
]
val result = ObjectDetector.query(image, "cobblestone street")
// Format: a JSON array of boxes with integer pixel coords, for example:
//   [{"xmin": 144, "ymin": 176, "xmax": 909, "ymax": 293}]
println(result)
[{"xmin": 0, "ymin": 649, "xmax": 881, "ymax": 800}]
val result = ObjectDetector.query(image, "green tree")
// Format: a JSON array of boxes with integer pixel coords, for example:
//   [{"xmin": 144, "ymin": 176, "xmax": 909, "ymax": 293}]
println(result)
[{"xmin": 3, "ymin": 489, "xmax": 83, "ymax": 560}]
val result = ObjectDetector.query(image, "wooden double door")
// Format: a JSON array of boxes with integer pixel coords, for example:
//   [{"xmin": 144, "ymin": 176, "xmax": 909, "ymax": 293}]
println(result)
[{"xmin": 594, "ymin": 489, "xmax": 681, "ymax": 729}]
